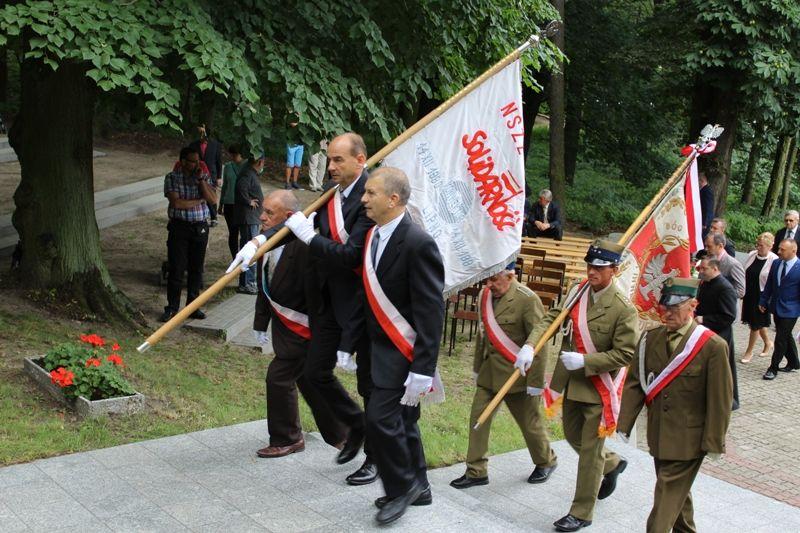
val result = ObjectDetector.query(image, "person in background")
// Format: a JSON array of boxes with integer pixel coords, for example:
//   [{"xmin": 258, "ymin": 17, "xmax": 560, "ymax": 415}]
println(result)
[
  {"xmin": 232, "ymin": 152, "xmax": 265, "ymax": 294},
  {"xmin": 703, "ymin": 233, "xmax": 745, "ymax": 298},
  {"xmin": 189, "ymin": 124, "xmax": 223, "ymax": 226},
  {"xmin": 308, "ymin": 138, "xmax": 328, "ymax": 192},
  {"xmin": 740, "ymin": 232, "xmax": 777, "ymax": 363},
  {"xmin": 285, "ymin": 111, "xmax": 303, "ymax": 190},
  {"xmin": 709, "ymin": 218, "xmax": 736, "ymax": 257},
  {"xmin": 760, "ymin": 239, "xmax": 800, "ymax": 380},
  {"xmin": 699, "ymin": 171, "xmax": 714, "ymax": 240},
  {"xmin": 527, "ymin": 189, "xmax": 563, "ymax": 241},
  {"xmin": 772, "ymin": 210, "xmax": 800, "ymax": 253},
  {"xmin": 219, "ymin": 145, "xmax": 246, "ymax": 259}
]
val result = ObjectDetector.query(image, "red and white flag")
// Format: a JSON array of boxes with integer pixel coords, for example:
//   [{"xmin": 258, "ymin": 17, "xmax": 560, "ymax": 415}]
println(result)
[
  {"xmin": 382, "ymin": 61, "xmax": 525, "ymax": 294},
  {"xmin": 616, "ymin": 145, "xmax": 712, "ymax": 324}
]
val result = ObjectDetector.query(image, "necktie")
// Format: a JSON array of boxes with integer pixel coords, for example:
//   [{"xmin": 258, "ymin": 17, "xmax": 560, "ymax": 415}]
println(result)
[
  {"xmin": 780, "ymin": 261, "xmax": 788, "ymax": 283},
  {"xmin": 667, "ymin": 331, "xmax": 683, "ymax": 354},
  {"xmin": 371, "ymin": 230, "xmax": 380, "ymax": 267},
  {"xmin": 789, "ymin": 229, "xmax": 794, "ymax": 240}
]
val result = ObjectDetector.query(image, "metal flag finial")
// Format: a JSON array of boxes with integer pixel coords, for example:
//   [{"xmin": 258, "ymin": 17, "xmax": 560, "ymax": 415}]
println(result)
[{"xmin": 543, "ymin": 20, "xmax": 561, "ymax": 39}]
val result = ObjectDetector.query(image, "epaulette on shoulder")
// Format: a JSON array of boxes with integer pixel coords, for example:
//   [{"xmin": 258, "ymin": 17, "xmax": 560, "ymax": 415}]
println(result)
[
  {"xmin": 615, "ymin": 290, "xmax": 633, "ymax": 306},
  {"xmin": 516, "ymin": 284, "xmax": 535, "ymax": 297}
]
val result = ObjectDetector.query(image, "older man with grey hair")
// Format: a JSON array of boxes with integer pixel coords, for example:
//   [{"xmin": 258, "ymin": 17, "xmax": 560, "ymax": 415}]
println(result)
[
  {"xmin": 704, "ymin": 232, "xmax": 745, "ymax": 298},
  {"xmin": 773, "ymin": 209, "xmax": 800, "ymax": 253},
  {"xmin": 527, "ymin": 188, "xmax": 563, "ymax": 240}
]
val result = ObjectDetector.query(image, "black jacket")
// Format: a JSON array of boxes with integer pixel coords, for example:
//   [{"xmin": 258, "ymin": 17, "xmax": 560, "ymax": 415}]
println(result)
[
  {"xmin": 528, "ymin": 201, "xmax": 561, "ymax": 229},
  {"xmin": 232, "ymin": 166, "xmax": 264, "ymax": 226},
  {"xmin": 772, "ymin": 227, "xmax": 800, "ymax": 254},
  {"xmin": 696, "ymin": 275, "xmax": 737, "ymax": 348},
  {"xmin": 364, "ymin": 213, "xmax": 445, "ymax": 388}
]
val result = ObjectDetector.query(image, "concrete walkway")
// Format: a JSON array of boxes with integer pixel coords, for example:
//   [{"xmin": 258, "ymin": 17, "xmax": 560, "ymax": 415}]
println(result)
[{"xmin": 1, "ymin": 421, "xmax": 798, "ymax": 532}]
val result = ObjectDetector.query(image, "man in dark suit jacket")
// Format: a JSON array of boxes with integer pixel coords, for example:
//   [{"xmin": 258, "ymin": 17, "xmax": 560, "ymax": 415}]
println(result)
[
  {"xmin": 189, "ymin": 125, "xmax": 223, "ymax": 224},
  {"xmin": 709, "ymin": 218, "xmax": 736, "ymax": 257},
  {"xmin": 359, "ymin": 166, "xmax": 444, "ymax": 525},
  {"xmin": 527, "ymin": 189, "xmax": 563, "ymax": 240},
  {"xmin": 772, "ymin": 210, "xmax": 800, "ymax": 254},
  {"xmin": 696, "ymin": 257, "xmax": 740, "ymax": 409},
  {"xmin": 281, "ymin": 132, "xmax": 378, "ymax": 485},
  {"xmin": 699, "ymin": 171, "xmax": 714, "ymax": 240},
  {"xmin": 252, "ymin": 190, "xmax": 346, "ymax": 457},
  {"xmin": 760, "ymin": 238, "xmax": 800, "ymax": 379}
]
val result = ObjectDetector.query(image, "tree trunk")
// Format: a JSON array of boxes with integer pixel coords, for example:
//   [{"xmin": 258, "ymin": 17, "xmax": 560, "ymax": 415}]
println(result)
[
  {"xmin": 740, "ymin": 128, "xmax": 764, "ymax": 205},
  {"xmin": 781, "ymin": 137, "xmax": 798, "ymax": 210},
  {"xmin": 761, "ymin": 135, "xmax": 791, "ymax": 217},
  {"xmin": 564, "ymin": 80, "xmax": 582, "ymax": 185},
  {"xmin": 10, "ymin": 57, "xmax": 140, "ymax": 324},
  {"xmin": 688, "ymin": 75, "xmax": 740, "ymax": 216},
  {"xmin": 0, "ymin": 46, "xmax": 7, "ymax": 105},
  {"xmin": 548, "ymin": 1, "xmax": 566, "ymax": 211},
  {"xmin": 522, "ymin": 71, "xmax": 549, "ymax": 164}
]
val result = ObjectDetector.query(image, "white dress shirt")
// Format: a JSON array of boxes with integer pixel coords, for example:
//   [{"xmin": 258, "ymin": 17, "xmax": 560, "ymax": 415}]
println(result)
[
  {"xmin": 373, "ymin": 212, "xmax": 405, "ymax": 267},
  {"xmin": 340, "ymin": 176, "xmax": 359, "ymax": 202}
]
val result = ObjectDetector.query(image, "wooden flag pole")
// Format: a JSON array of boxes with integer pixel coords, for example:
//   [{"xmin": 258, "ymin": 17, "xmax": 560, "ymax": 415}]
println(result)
[
  {"xmin": 473, "ymin": 124, "xmax": 723, "ymax": 429},
  {"xmin": 138, "ymin": 25, "xmax": 558, "ymax": 353}
]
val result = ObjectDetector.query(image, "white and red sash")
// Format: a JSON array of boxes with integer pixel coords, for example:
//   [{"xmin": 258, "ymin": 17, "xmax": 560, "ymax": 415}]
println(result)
[
  {"xmin": 261, "ymin": 254, "xmax": 311, "ymax": 340},
  {"xmin": 569, "ymin": 281, "xmax": 626, "ymax": 437},
  {"xmin": 643, "ymin": 325, "xmax": 714, "ymax": 405},
  {"xmin": 479, "ymin": 288, "xmax": 519, "ymax": 364},
  {"xmin": 327, "ymin": 188, "xmax": 349, "ymax": 244},
  {"xmin": 362, "ymin": 226, "xmax": 444, "ymax": 404}
]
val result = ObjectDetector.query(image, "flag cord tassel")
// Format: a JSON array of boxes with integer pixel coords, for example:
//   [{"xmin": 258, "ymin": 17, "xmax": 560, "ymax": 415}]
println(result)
[{"xmin": 472, "ymin": 124, "xmax": 723, "ymax": 429}]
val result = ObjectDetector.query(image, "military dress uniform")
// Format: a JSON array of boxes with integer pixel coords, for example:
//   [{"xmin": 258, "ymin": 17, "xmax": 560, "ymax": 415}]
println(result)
[
  {"xmin": 618, "ymin": 278, "xmax": 732, "ymax": 533},
  {"xmin": 462, "ymin": 279, "xmax": 557, "ymax": 481},
  {"xmin": 526, "ymin": 240, "xmax": 639, "ymax": 531}
]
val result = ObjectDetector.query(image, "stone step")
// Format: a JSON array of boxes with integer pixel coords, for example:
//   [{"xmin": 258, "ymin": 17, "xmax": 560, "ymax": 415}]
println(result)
[
  {"xmin": 184, "ymin": 293, "xmax": 257, "ymax": 342},
  {"xmin": 0, "ymin": 136, "xmax": 9, "ymax": 151},
  {"xmin": 0, "ymin": 144, "xmax": 106, "ymax": 163},
  {"xmin": 227, "ymin": 322, "xmax": 276, "ymax": 355}
]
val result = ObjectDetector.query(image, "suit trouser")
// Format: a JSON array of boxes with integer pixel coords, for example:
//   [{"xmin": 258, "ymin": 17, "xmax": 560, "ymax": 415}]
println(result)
[
  {"xmin": 562, "ymin": 398, "xmax": 621, "ymax": 521},
  {"xmin": 305, "ymin": 303, "xmax": 372, "ymax": 458},
  {"xmin": 770, "ymin": 316, "xmax": 800, "ymax": 371},
  {"xmin": 647, "ymin": 457, "xmax": 703, "ymax": 533},
  {"xmin": 366, "ymin": 386, "xmax": 428, "ymax": 498},
  {"xmin": 529, "ymin": 225, "xmax": 563, "ymax": 240},
  {"xmin": 166, "ymin": 220, "xmax": 208, "ymax": 312},
  {"xmin": 466, "ymin": 387, "xmax": 557, "ymax": 478},
  {"xmin": 266, "ymin": 354, "xmax": 347, "ymax": 447}
]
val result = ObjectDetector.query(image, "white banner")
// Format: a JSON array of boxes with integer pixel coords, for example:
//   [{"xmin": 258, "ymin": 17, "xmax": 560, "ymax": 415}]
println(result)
[{"xmin": 383, "ymin": 61, "xmax": 525, "ymax": 294}]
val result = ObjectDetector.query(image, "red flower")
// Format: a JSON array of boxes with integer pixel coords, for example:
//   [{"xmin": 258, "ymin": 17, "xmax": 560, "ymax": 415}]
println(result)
[
  {"xmin": 111, "ymin": 343, "xmax": 121, "ymax": 351},
  {"xmin": 106, "ymin": 354, "xmax": 124, "ymax": 367},
  {"xmin": 79, "ymin": 334, "xmax": 105, "ymax": 347},
  {"xmin": 85, "ymin": 358, "xmax": 102, "ymax": 367},
  {"xmin": 50, "ymin": 367, "xmax": 75, "ymax": 387}
]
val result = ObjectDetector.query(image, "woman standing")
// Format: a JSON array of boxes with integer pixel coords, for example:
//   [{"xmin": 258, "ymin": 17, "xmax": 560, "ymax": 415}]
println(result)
[{"xmin": 741, "ymin": 232, "xmax": 778, "ymax": 363}]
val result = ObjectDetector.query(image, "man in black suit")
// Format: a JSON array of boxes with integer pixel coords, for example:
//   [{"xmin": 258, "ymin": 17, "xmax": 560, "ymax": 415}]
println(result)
[
  {"xmin": 527, "ymin": 189, "xmax": 563, "ymax": 240},
  {"xmin": 772, "ymin": 210, "xmax": 800, "ymax": 254},
  {"xmin": 696, "ymin": 257, "xmax": 740, "ymax": 410},
  {"xmin": 189, "ymin": 124, "xmax": 223, "ymax": 225},
  {"xmin": 359, "ymin": 166, "xmax": 444, "ymax": 525},
  {"xmin": 699, "ymin": 171, "xmax": 714, "ymax": 240},
  {"xmin": 252, "ymin": 190, "xmax": 347, "ymax": 458},
  {"xmin": 279, "ymin": 133, "xmax": 378, "ymax": 485},
  {"xmin": 709, "ymin": 218, "xmax": 736, "ymax": 257}
]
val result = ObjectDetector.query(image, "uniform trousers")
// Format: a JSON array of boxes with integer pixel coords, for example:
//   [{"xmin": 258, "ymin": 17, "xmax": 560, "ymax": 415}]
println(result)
[
  {"xmin": 646, "ymin": 457, "xmax": 703, "ymax": 533},
  {"xmin": 305, "ymin": 300, "xmax": 372, "ymax": 458},
  {"xmin": 166, "ymin": 219, "xmax": 208, "ymax": 312},
  {"xmin": 466, "ymin": 387, "xmax": 556, "ymax": 478},
  {"xmin": 769, "ymin": 316, "xmax": 800, "ymax": 372},
  {"xmin": 562, "ymin": 398, "xmax": 622, "ymax": 520},
  {"xmin": 366, "ymin": 386, "xmax": 428, "ymax": 498}
]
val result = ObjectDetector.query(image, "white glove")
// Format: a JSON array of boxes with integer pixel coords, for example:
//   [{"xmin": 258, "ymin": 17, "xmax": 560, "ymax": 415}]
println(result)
[
  {"xmin": 400, "ymin": 372, "xmax": 433, "ymax": 406},
  {"xmin": 561, "ymin": 351, "xmax": 585, "ymax": 371},
  {"xmin": 253, "ymin": 330, "xmax": 269, "ymax": 346},
  {"xmin": 616, "ymin": 431, "xmax": 630, "ymax": 443},
  {"xmin": 526, "ymin": 386, "xmax": 543, "ymax": 396},
  {"xmin": 226, "ymin": 234, "xmax": 266, "ymax": 273},
  {"xmin": 336, "ymin": 351, "xmax": 358, "ymax": 373},
  {"xmin": 514, "ymin": 345, "xmax": 534, "ymax": 376},
  {"xmin": 285, "ymin": 212, "xmax": 317, "ymax": 245},
  {"xmin": 707, "ymin": 452, "xmax": 723, "ymax": 462}
]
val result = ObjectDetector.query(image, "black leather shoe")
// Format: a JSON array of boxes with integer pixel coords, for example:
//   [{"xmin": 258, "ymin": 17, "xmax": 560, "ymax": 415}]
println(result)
[
  {"xmin": 374, "ymin": 486, "xmax": 432, "ymax": 509},
  {"xmin": 553, "ymin": 514, "xmax": 592, "ymax": 532},
  {"xmin": 159, "ymin": 307, "xmax": 176, "ymax": 322},
  {"xmin": 449, "ymin": 474, "xmax": 489, "ymax": 489},
  {"xmin": 778, "ymin": 365, "xmax": 798, "ymax": 372},
  {"xmin": 346, "ymin": 459, "xmax": 378, "ymax": 486},
  {"xmin": 336, "ymin": 427, "xmax": 364, "ymax": 465},
  {"xmin": 598, "ymin": 458, "xmax": 627, "ymax": 499},
  {"xmin": 528, "ymin": 464, "xmax": 557, "ymax": 484},
  {"xmin": 375, "ymin": 481, "xmax": 424, "ymax": 525},
  {"xmin": 189, "ymin": 309, "xmax": 206, "ymax": 320},
  {"xmin": 763, "ymin": 370, "xmax": 777, "ymax": 380}
]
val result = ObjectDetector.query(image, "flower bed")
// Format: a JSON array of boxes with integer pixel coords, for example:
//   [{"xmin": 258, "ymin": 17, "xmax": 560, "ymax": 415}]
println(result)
[{"xmin": 23, "ymin": 333, "xmax": 144, "ymax": 417}]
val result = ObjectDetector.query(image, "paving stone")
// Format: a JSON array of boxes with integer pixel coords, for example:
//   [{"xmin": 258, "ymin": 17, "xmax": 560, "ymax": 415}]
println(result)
[
  {"xmin": 0, "ymin": 464, "xmax": 48, "ymax": 490},
  {"xmin": 249, "ymin": 501, "xmax": 332, "ymax": 532},
  {"xmin": 12, "ymin": 497, "xmax": 97, "ymax": 531},
  {"xmin": 161, "ymin": 497, "xmax": 243, "ymax": 528},
  {"xmin": 0, "ymin": 501, "xmax": 28, "ymax": 532},
  {"xmin": 189, "ymin": 512, "xmax": 269, "ymax": 533},
  {"xmin": 105, "ymin": 506, "xmax": 189, "ymax": 532},
  {"xmin": 87, "ymin": 443, "xmax": 161, "ymax": 469}
]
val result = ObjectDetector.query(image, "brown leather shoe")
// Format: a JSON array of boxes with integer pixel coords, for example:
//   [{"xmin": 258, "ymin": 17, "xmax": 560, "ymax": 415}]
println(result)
[{"xmin": 256, "ymin": 440, "xmax": 305, "ymax": 458}]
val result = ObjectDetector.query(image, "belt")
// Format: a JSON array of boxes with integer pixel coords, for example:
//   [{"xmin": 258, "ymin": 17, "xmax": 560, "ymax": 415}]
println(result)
[{"xmin": 170, "ymin": 219, "xmax": 208, "ymax": 226}]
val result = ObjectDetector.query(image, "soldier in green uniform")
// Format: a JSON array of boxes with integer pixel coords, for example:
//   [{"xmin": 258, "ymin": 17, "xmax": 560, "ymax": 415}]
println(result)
[
  {"xmin": 618, "ymin": 278, "xmax": 732, "ymax": 533},
  {"xmin": 450, "ymin": 269, "xmax": 558, "ymax": 489},
  {"xmin": 524, "ymin": 239, "xmax": 639, "ymax": 532}
]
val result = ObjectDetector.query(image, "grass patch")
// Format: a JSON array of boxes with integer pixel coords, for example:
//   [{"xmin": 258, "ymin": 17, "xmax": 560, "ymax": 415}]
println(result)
[{"xmin": 0, "ymin": 304, "xmax": 562, "ymax": 468}]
